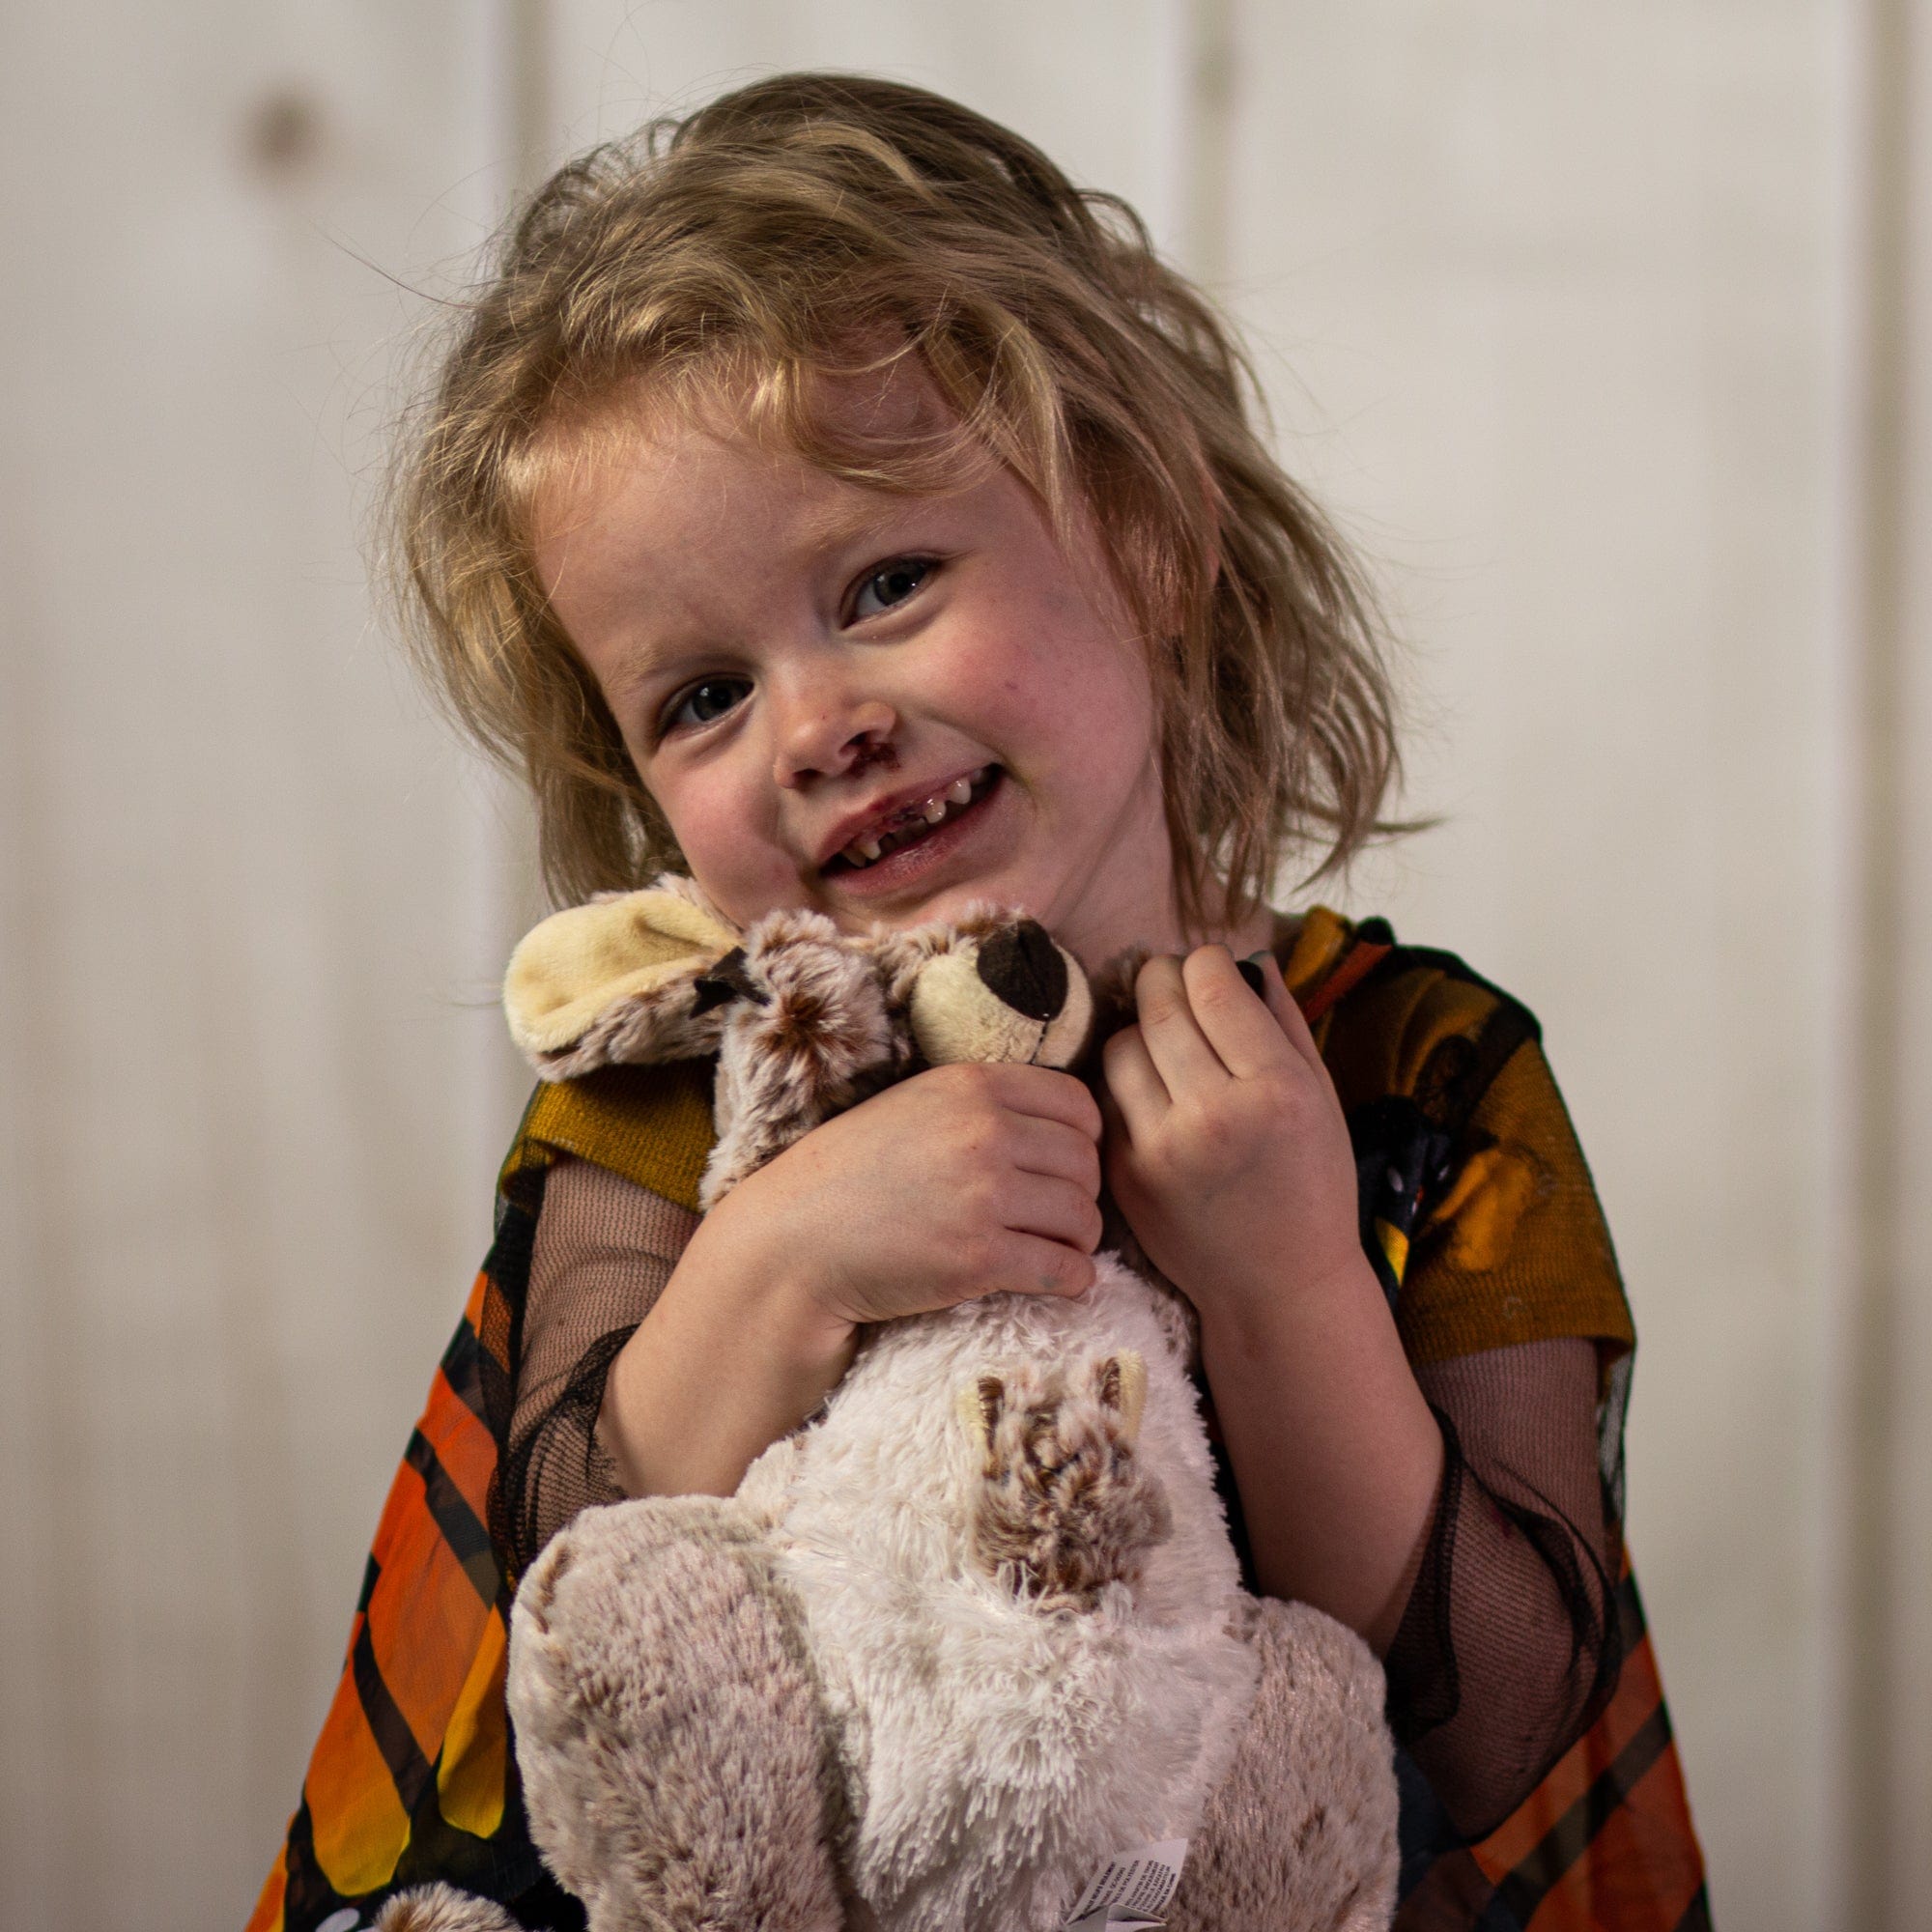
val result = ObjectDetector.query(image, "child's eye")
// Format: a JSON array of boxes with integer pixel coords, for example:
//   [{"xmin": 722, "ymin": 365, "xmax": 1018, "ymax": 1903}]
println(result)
[
  {"xmin": 849, "ymin": 556, "xmax": 936, "ymax": 622},
  {"xmin": 661, "ymin": 676, "xmax": 751, "ymax": 736}
]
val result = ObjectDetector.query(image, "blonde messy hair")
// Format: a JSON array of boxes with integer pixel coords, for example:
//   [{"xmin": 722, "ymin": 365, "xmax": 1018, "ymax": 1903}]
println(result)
[{"xmin": 393, "ymin": 71, "xmax": 1404, "ymax": 929}]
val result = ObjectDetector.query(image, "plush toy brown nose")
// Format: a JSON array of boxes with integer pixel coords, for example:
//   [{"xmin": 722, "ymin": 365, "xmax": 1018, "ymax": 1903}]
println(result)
[{"xmin": 976, "ymin": 920, "xmax": 1067, "ymax": 1023}]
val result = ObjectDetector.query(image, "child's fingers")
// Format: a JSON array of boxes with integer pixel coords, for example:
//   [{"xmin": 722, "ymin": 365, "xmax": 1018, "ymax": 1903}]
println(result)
[
  {"xmin": 982, "ymin": 1228, "xmax": 1099, "ymax": 1300},
  {"xmin": 1179, "ymin": 945, "xmax": 1301, "ymax": 1081},
  {"xmin": 1249, "ymin": 949, "xmax": 1328, "ymax": 1078},
  {"xmin": 1131, "ymin": 953, "xmax": 1229, "ymax": 1094},
  {"xmin": 940, "ymin": 1060, "xmax": 1103, "ymax": 1140},
  {"xmin": 998, "ymin": 1172, "xmax": 1105, "ymax": 1254},
  {"xmin": 1004, "ymin": 1111, "xmax": 1103, "ymax": 1194},
  {"xmin": 1099, "ymin": 1021, "xmax": 1167, "ymax": 1138}
]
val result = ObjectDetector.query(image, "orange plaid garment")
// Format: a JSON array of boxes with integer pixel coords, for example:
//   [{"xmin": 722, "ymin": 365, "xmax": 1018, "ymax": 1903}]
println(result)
[
  {"xmin": 250, "ymin": 914, "xmax": 1707, "ymax": 1931},
  {"xmin": 248, "ymin": 1174, "xmax": 570, "ymax": 1928},
  {"xmin": 1391, "ymin": 1559, "xmax": 1708, "ymax": 1931}
]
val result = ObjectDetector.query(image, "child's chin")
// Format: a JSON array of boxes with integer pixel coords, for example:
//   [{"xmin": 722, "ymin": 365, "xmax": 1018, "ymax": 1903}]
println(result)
[{"xmin": 881, "ymin": 883, "xmax": 1046, "ymax": 938}]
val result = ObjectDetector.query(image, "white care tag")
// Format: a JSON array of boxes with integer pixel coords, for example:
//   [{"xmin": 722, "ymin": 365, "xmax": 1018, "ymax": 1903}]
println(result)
[{"xmin": 1062, "ymin": 1837, "xmax": 1189, "ymax": 1930}]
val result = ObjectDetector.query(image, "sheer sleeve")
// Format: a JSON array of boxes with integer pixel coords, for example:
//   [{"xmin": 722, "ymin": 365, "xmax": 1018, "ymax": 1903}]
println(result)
[
  {"xmin": 502, "ymin": 1155, "xmax": 701, "ymax": 1574},
  {"xmin": 1357, "ymin": 1015, "xmax": 1635, "ymax": 1838},
  {"xmin": 1384, "ymin": 1336, "xmax": 1625, "ymax": 1840}
]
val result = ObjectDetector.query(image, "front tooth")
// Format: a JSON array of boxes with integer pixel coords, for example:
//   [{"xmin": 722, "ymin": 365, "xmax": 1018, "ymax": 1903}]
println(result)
[
  {"xmin": 857, "ymin": 835, "xmax": 883, "ymax": 861},
  {"xmin": 948, "ymin": 777, "xmax": 974, "ymax": 806},
  {"xmin": 922, "ymin": 797, "xmax": 948, "ymax": 823}
]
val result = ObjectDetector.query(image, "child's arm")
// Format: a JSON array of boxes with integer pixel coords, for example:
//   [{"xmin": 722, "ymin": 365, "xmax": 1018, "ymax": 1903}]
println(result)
[
  {"xmin": 1101, "ymin": 944, "xmax": 1620, "ymax": 1833},
  {"xmin": 1101, "ymin": 945, "xmax": 1442, "ymax": 1639},
  {"xmin": 510, "ymin": 1063, "xmax": 1103, "ymax": 1570},
  {"xmin": 1396, "ymin": 1336, "xmax": 1620, "ymax": 1835},
  {"xmin": 506, "ymin": 1156, "xmax": 699, "ymax": 1568},
  {"xmin": 594, "ymin": 1060, "xmax": 1105, "ymax": 1500}
]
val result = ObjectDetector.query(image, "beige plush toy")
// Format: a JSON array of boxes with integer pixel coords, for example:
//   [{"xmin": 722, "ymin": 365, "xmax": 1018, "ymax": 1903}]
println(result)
[{"xmin": 385, "ymin": 882, "xmax": 1397, "ymax": 1932}]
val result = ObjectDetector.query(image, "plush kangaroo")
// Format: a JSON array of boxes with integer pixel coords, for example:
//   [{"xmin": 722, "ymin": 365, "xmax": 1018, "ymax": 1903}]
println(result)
[{"xmin": 382, "ymin": 881, "xmax": 1396, "ymax": 1932}]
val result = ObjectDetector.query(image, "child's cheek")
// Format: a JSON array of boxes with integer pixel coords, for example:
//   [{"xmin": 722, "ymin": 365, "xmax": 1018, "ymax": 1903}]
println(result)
[{"xmin": 657, "ymin": 778, "xmax": 791, "ymax": 923}]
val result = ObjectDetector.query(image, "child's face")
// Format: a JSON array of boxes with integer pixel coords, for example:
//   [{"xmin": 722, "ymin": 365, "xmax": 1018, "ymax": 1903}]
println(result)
[{"xmin": 532, "ymin": 371, "xmax": 1186, "ymax": 967}]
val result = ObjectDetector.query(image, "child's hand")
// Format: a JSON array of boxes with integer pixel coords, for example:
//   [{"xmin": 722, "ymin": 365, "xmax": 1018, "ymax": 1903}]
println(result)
[
  {"xmin": 709, "ymin": 1062, "xmax": 1104, "ymax": 1335},
  {"xmin": 1099, "ymin": 946, "xmax": 1361, "ymax": 1322}
]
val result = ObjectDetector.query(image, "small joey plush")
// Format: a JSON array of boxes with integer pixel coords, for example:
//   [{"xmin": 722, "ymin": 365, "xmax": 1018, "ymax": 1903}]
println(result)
[{"xmin": 475, "ymin": 880, "xmax": 1399, "ymax": 1932}]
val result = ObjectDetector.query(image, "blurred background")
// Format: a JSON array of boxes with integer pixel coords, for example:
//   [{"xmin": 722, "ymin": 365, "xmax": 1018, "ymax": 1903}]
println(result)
[{"xmin": 3, "ymin": 2, "xmax": 1927, "ymax": 1926}]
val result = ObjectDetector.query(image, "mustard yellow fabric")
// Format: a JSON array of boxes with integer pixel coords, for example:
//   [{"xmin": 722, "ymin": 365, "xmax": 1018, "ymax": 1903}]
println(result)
[
  {"xmin": 514, "ymin": 1060, "xmax": 716, "ymax": 1214},
  {"xmin": 1405, "ymin": 1036, "xmax": 1632, "ymax": 1364}
]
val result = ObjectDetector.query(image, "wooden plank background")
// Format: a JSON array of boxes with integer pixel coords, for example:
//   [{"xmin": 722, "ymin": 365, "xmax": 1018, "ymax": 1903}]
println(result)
[{"xmin": 3, "ymin": 3, "xmax": 1923, "ymax": 1925}]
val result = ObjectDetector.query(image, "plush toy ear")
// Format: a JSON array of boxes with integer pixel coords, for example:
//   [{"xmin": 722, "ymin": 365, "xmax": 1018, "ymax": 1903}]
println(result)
[
  {"xmin": 1095, "ymin": 1351, "xmax": 1148, "ymax": 1445},
  {"xmin": 955, "ymin": 1375, "xmax": 1005, "ymax": 1454},
  {"xmin": 955, "ymin": 1354, "xmax": 1147, "ymax": 1453},
  {"xmin": 504, "ymin": 887, "xmax": 742, "ymax": 1065}
]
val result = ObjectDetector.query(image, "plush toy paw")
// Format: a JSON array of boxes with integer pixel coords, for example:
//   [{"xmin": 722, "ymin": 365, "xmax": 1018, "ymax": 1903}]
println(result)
[
  {"xmin": 373, "ymin": 1884, "xmax": 523, "ymax": 1930},
  {"xmin": 508, "ymin": 1494, "xmax": 851, "ymax": 1932},
  {"xmin": 1165, "ymin": 1599, "xmax": 1398, "ymax": 1932}
]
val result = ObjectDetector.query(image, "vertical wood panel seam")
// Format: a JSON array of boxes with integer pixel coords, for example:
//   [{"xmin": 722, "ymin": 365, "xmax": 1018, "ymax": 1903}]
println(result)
[
  {"xmin": 0, "ymin": 539, "xmax": 95, "ymax": 1923},
  {"xmin": 493, "ymin": 0, "xmax": 554, "ymax": 1124},
  {"xmin": 1183, "ymin": 0, "xmax": 1235, "ymax": 290},
  {"xmin": 1845, "ymin": 0, "xmax": 1909, "ymax": 1923},
  {"xmin": 511, "ymin": 0, "xmax": 554, "ymax": 194}
]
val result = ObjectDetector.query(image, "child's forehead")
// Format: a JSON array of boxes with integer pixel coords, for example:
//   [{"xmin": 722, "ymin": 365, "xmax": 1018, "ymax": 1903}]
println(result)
[
  {"xmin": 524, "ymin": 384, "xmax": 1072, "ymax": 651},
  {"xmin": 522, "ymin": 353, "xmax": 1000, "ymax": 534}
]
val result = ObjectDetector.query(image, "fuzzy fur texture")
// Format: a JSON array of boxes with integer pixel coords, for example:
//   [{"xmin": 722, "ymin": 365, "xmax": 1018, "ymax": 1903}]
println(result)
[
  {"xmin": 509, "ymin": 1499, "xmax": 852, "ymax": 1932},
  {"xmin": 373, "ymin": 1884, "xmax": 524, "ymax": 1931},
  {"xmin": 727, "ymin": 1261, "xmax": 1261, "ymax": 1929},
  {"xmin": 969, "ymin": 1350, "xmax": 1167, "ymax": 1609},
  {"xmin": 497, "ymin": 888, "xmax": 1398, "ymax": 1931},
  {"xmin": 506, "ymin": 882, "xmax": 741, "ymax": 1066},
  {"xmin": 700, "ymin": 909, "xmax": 908, "ymax": 1208},
  {"xmin": 1164, "ymin": 1602, "xmax": 1399, "ymax": 1932}
]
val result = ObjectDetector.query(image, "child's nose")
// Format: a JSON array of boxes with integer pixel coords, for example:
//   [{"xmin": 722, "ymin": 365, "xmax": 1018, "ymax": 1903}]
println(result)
[{"xmin": 770, "ymin": 694, "xmax": 899, "ymax": 789}]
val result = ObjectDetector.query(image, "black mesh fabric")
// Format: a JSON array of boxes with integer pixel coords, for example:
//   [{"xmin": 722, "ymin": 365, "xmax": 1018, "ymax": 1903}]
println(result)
[
  {"xmin": 502, "ymin": 1324, "xmax": 638, "ymax": 1576},
  {"xmin": 1388, "ymin": 1339, "xmax": 1626, "ymax": 1837},
  {"xmin": 501, "ymin": 1156, "xmax": 696, "ymax": 1575}
]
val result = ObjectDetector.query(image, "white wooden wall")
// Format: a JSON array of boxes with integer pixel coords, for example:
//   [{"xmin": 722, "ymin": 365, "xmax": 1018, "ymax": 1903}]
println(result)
[
  {"xmin": 0, "ymin": 6, "xmax": 523, "ymax": 1926},
  {"xmin": 4, "ymin": 4, "xmax": 1925, "ymax": 1927},
  {"xmin": 1208, "ymin": 9, "xmax": 1853, "ymax": 1926}
]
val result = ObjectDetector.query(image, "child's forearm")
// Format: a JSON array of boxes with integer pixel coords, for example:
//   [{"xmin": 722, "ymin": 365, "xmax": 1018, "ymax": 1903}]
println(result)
[
  {"xmin": 1194, "ymin": 1250, "xmax": 1444, "ymax": 1652},
  {"xmin": 598, "ymin": 1212, "xmax": 858, "ymax": 1498}
]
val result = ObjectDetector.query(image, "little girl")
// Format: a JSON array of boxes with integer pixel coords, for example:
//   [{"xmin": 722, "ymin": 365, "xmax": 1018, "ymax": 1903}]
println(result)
[{"xmin": 253, "ymin": 72, "xmax": 1706, "ymax": 1932}]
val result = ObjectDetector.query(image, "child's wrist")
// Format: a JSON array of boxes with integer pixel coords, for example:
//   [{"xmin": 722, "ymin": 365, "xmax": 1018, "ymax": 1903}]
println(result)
[
  {"xmin": 687, "ymin": 1209, "xmax": 858, "ymax": 1366},
  {"xmin": 777, "ymin": 1272, "xmax": 861, "ymax": 1372},
  {"xmin": 1189, "ymin": 1246, "xmax": 1385, "ymax": 1352}
]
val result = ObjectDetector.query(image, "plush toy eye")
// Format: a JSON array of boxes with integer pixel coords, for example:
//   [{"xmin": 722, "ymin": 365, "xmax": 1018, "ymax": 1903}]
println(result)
[{"xmin": 691, "ymin": 947, "xmax": 770, "ymax": 1013}]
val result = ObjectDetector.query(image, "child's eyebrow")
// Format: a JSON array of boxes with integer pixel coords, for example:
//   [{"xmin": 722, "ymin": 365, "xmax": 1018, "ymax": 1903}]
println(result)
[{"xmin": 790, "ymin": 492, "xmax": 935, "ymax": 557}]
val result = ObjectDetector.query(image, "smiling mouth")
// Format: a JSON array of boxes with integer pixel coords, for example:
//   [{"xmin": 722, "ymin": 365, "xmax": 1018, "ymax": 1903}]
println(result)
[{"xmin": 822, "ymin": 765, "xmax": 1003, "ymax": 873}]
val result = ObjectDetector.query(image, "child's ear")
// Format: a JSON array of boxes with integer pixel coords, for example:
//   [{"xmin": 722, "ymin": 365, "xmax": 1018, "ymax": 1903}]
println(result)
[{"xmin": 504, "ymin": 886, "xmax": 742, "ymax": 1071}]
